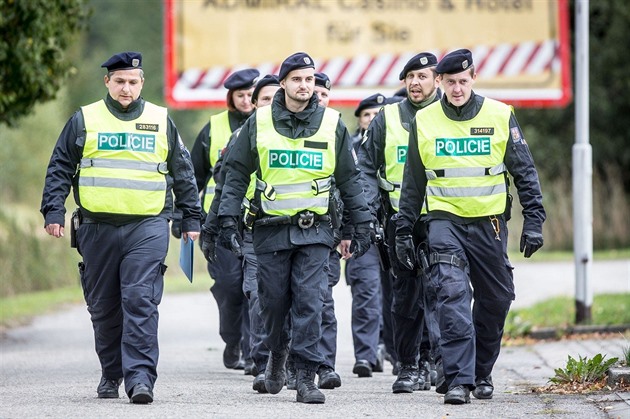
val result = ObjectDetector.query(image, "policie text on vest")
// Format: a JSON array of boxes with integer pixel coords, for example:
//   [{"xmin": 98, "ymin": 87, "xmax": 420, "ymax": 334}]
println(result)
[{"xmin": 98, "ymin": 132, "xmax": 157, "ymax": 153}]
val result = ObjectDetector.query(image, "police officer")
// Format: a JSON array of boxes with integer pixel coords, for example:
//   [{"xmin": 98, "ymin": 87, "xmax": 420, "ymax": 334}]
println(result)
[
  {"xmin": 202, "ymin": 74, "xmax": 282, "ymax": 393},
  {"xmin": 344, "ymin": 93, "xmax": 387, "ymax": 378},
  {"xmin": 314, "ymin": 72, "xmax": 332, "ymax": 107},
  {"xmin": 40, "ymin": 52, "xmax": 202, "ymax": 404},
  {"xmin": 358, "ymin": 52, "xmax": 442, "ymax": 393},
  {"xmin": 188, "ymin": 68, "xmax": 260, "ymax": 371},
  {"xmin": 307, "ymin": 71, "xmax": 343, "ymax": 390},
  {"xmin": 243, "ymin": 74, "xmax": 281, "ymax": 385},
  {"xmin": 213, "ymin": 52, "xmax": 373, "ymax": 404},
  {"xmin": 395, "ymin": 49, "xmax": 546, "ymax": 405}
]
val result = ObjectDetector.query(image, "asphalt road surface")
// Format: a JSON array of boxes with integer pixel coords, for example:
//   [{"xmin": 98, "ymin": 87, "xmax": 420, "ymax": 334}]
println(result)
[{"xmin": 1, "ymin": 259, "xmax": 628, "ymax": 418}]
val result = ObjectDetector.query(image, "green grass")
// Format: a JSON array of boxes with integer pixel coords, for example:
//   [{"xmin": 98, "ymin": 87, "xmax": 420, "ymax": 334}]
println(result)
[
  {"xmin": 0, "ymin": 272, "xmax": 213, "ymax": 328},
  {"xmin": 508, "ymin": 248, "xmax": 630, "ymax": 262},
  {"xmin": 505, "ymin": 293, "xmax": 630, "ymax": 338},
  {"xmin": 0, "ymin": 286, "xmax": 84, "ymax": 328}
]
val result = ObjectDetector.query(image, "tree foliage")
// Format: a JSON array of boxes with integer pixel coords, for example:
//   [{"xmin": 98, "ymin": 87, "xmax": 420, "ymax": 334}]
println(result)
[
  {"xmin": 518, "ymin": 0, "xmax": 630, "ymax": 191},
  {"xmin": 0, "ymin": 0, "xmax": 91, "ymax": 127}
]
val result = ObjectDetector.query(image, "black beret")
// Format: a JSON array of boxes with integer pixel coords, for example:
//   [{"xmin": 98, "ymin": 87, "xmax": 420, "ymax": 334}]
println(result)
[
  {"xmin": 354, "ymin": 93, "xmax": 386, "ymax": 117},
  {"xmin": 398, "ymin": 52, "xmax": 438, "ymax": 80},
  {"xmin": 252, "ymin": 74, "xmax": 280, "ymax": 103},
  {"xmin": 224, "ymin": 68, "xmax": 260, "ymax": 90},
  {"xmin": 436, "ymin": 49, "xmax": 474, "ymax": 75},
  {"xmin": 278, "ymin": 52, "xmax": 315, "ymax": 81},
  {"xmin": 314, "ymin": 72, "xmax": 331, "ymax": 90},
  {"xmin": 101, "ymin": 51, "xmax": 142, "ymax": 72}
]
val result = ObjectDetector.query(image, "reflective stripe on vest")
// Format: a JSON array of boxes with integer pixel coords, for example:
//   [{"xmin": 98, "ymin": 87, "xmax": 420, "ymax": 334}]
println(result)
[
  {"xmin": 79, "ymin": 100, "xmax": 168, "ymax": 215},
  {"xmin": 255, "ymin": 106, "xmax": 337, "ymax": 216},
  {"xmin": 203, "ymin": 111, "xmax": 233, "ymax": 212},
  {"xmin": 415, "ymin": 98, "xmax": 510, "ymax": 217},
  {"xmin": 383, "ymin": 103, "xmax": 408, "ymax": 212}
]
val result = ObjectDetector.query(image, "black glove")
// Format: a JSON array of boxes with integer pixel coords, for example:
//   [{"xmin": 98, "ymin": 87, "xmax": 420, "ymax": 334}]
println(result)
[
  {"xmin": 395, "ymin": 234, "xmax": 416, "ymax": 270},
  {"xmin": 217, "ymin": 217, "xmax": 243, "ymax": 257},
  {"xmin": 170, "ymin": 218, "xmax": 182, "ymax": 239},
  {"xmin": 349, "ymin": 222, "xmax": 372, "ymax": 258},
  {"xmin": 520, "ymin": 231, "xmax": 544, "ymax": 258},
  {"xmin": 201, "ymin": 226, "xmax": 218, "ymax": 263}
]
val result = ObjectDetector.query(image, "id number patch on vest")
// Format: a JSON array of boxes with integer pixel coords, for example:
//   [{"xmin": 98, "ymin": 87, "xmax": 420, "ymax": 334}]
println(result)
[
  {"xmin": 435, "ymin": 137, "xmax": 490, "ymax": 156},
  {"xmin": 136, "ymin": 123, "xmax": 159, "ymax": 132},
  {"xmin": 269, "ymin": 149, "xmax": 323, "ymax": 170},
  {"xmin": 470, "ymin": 127, "xmax": 494, "ymax": 135}
]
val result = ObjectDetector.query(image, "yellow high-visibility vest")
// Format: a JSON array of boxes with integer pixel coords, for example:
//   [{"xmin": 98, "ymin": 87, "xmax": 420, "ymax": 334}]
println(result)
[
  {"xmin": 255, "ymin": 106, "xmax": 338, "ymax": 216},
  {"xmin": 79, "ymin": 100, "xmax": 168, "ymax": 215},
  {"xmin": 203, "ymin": 111, "xmax": 232, "ymax": 212},
  {"xmin": 415, "ymin": 98, "xmax": 510, "ymax": 217},
  {"xmin": 381, "ymin": 104, "xmax": 409, "ymax": 212}
]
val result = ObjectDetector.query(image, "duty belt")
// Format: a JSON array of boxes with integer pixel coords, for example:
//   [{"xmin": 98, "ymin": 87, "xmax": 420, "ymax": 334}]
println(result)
[{"xmin": 254, "ymin": 211, "xmax": 330, "ymax": 229}]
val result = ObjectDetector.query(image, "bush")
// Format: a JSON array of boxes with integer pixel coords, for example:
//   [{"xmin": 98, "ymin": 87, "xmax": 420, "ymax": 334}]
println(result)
[{"xmin": 0, "ymin": 207, "xmax": 80, "ymax": 297}]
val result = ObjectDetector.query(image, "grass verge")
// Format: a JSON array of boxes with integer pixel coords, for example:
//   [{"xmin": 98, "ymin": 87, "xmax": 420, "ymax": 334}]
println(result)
[
  {"xmin": 504, "ymin": 293, "xmax": 630, "ymax": 339},
  {"xmin": 0, "ymin": 272, "xmax": 213, "ymax": 329}
]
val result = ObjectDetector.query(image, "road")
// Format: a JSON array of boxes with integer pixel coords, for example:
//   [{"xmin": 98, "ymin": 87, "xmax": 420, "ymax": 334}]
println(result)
[{"xmin": 1, "ymin": 259, "xmax": 628, "ymax": 418}]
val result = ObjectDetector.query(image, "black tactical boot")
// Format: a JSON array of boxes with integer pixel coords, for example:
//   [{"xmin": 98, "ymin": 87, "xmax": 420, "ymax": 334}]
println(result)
[
  {"xmin": 286, "ymin": 359, "xmax": 297, "ymax": 390},
  {"xmin": 429, "ymin": 359, "xmax": 438, "ymax": 386},
  {"xmin": 434, "ymin": 357, "xmax": 447, "ymax": 394},
  {"xmin": 444, "ymin": 385, "xmax": 471, "ymax": 405},
  {"xmin": 352, "ymin": 359, "xmax": 373, "ymax": 377},
  {"xmin": 296, "ymin": 368, "xmax": 325, "ymax": 404},
  {"xmin": 473, "ymin": 375, "xmax": 494, "ymax": 399},
  {"xmin": 392, "ymin": 363, "xmax": 420, "ymax": 393},
  {"xmin": 223, "ymin": 342, "xmax": 241, "ymax": 369},
  {"xmin": 97, "ymin": 376, "xmax": 122, "ymax": 399},
  {"xmin": 264, "ymin": 350, "xmax": 288, "ymax": 394},
  {"xmin": 317, "ymin": 365, "xmax": 341, "ymax": 389},
  {"xmin": 253, "ymin": 372, "xmax": 267, "ymax": 393},
  {"xmin": 418, "ymin": 358, "xmax": 432, "ymax": 390},
  {"xmin": 244, "ymin": 359, "xmax": 258, "ymax": 376}
]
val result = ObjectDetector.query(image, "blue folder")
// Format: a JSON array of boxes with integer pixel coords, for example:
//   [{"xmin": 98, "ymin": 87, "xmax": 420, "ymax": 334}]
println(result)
[{"xmin": 179, "ymin": 237, "xmax": 194, "ymax": 283}]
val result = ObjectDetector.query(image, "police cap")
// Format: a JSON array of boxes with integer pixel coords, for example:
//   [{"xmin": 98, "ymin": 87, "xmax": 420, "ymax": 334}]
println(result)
[
  {"xmin": 224, "ymin": 68, "xmax": 260, "ymax": 90},
  {"xmin": 252, "ymin": 74, "xmax": 280, "ymax": 103},
  {"xmin": 436, "ymin": 49, "xmax": 474, "ymax": 75},
  {"xmin": 278, "ymin": 52, "xmax": 315, "ymax": 81},
  {"xmin": 354, "ymin": 93, "xmax": 386, "ymax": 117},
  {"xmin": 101, "ymin": 51, "xmax": 142, "ymax": 72},
  {"xmin": 315, "ymin": 72, "xmax": 331, "ymax": 90},
  {"xmin": 398, "ymin": 52, "xmax": 437, "ymax": 80}
]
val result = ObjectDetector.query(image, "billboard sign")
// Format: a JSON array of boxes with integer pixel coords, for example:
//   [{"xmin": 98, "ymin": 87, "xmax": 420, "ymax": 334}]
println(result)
[{"xmin": 164, "ymin": 0, "xmax": 571, "ymax": 109}]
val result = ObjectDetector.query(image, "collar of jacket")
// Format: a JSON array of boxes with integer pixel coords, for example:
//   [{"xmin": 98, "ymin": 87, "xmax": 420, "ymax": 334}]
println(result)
[
  {"xmin": 105, "ymin": 94, "xmax": 144, "ymax": 120},
  {"xmin": 440, "ymin": 91, "xmax": 484, "ymax": 121},
  {"xmin": 228, "ymin": 109, "xmax": 253, "ymax": 130},
  {"xmin": 272, "ymin": 89, "xmax": 319, "ymax": 123}
]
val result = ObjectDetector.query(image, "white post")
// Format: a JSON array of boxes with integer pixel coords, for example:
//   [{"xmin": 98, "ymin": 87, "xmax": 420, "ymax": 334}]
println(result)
[{"xmin": 573, "ymin": 0, "xmax": 592, "ymax": 323}]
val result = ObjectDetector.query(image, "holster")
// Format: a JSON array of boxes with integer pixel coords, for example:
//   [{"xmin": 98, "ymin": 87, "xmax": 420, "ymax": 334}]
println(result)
[
  {"xmin": 373, "ymin": 220, "xmax": 391, "ymax": 272},
  {"xmin": 328, "ymin": 187, "xmax": 343, "ymax": 230},
  {"xmin": 70, "ymin": 208, "xmax": 82, "ymax": 249}
]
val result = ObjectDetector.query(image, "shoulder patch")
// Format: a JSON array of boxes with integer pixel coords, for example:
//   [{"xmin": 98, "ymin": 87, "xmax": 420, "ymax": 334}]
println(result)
[{"xmin": 511, "ymin": 127, "xmax": 527, "ymax": 145}]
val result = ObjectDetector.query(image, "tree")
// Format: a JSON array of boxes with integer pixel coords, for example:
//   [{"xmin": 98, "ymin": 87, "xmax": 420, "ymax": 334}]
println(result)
[
  {"xmin": 0, "ymin": 0, "xmax": 91, "ymax": 127},
  {"xmin": 518, "ymin": 0, "xmax": 630, "ymax": 191}
]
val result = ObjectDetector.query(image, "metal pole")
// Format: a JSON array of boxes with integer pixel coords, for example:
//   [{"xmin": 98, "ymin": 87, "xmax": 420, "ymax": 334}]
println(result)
[{"xmin": 573, "ymin": 0, "xmax": 592, "ymax": 323}]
